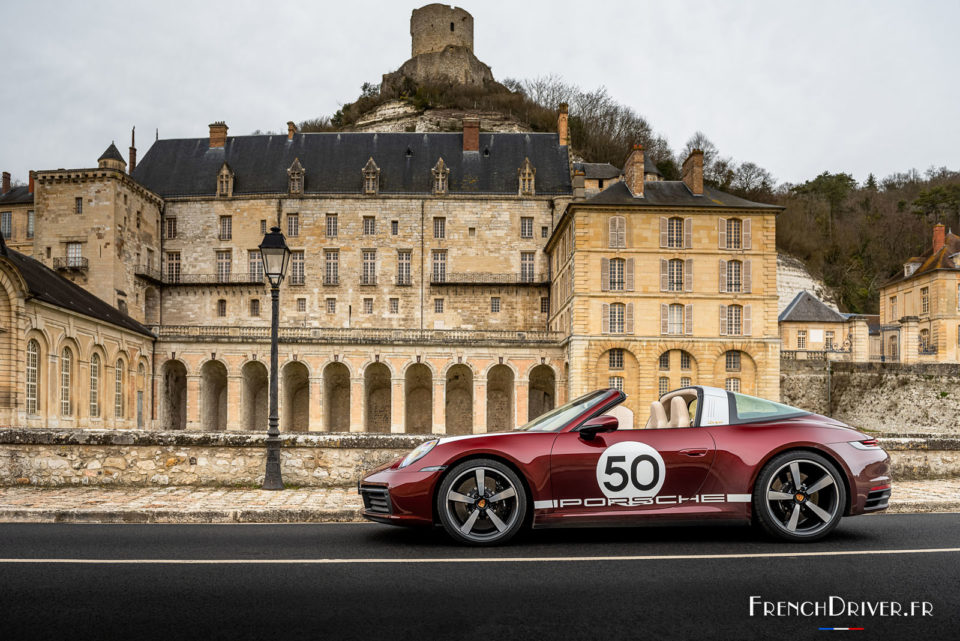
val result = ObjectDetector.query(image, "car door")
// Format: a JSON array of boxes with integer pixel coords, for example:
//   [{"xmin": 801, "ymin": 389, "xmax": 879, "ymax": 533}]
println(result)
[{"xmin": 547, "ymin": 425, "xmax": 716, "ymax": 524}]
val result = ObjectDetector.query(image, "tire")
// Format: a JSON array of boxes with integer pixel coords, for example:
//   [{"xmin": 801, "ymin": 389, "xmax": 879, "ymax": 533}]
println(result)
[
  {"xmin": 753, "ymin": 450, "xmax": 847, "ymax": 543},
  {"xmin": 436, "ymin": 458, "xmax": 528, "ymax": 546}
]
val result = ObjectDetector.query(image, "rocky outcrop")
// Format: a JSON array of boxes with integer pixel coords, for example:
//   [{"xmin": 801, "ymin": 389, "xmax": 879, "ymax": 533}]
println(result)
[
  {"xmin": 777, "ymin": 253, "xmax": 838, "ymax": 314},
  {"xmin": 381, "ymin": 45, "xmax": 499, "ymax": 96},
  {"xmin": 348, "ymin": 99, "xmax": 531, "ymax": 134}
]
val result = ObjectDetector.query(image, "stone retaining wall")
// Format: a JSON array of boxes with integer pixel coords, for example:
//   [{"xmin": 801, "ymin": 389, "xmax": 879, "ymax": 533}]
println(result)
[{"xmin": 1, "ymin": 428, "xmax": 958, "ymax": 487}]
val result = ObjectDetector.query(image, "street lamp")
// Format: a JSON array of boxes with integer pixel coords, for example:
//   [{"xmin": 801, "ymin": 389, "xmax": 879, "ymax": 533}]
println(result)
[{"xmin": 259, "ymin": 226, "xmax": 291, "ymax": 490}]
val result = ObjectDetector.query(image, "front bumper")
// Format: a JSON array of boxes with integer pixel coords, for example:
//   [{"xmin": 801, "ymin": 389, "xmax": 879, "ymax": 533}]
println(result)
[
  {"xmin": 842, "ymin": 444, "xmax": 892, "ymax": 515},
  {"xmin": 359, "ymin": 466, "xmax": 444, "ymax": 527}
]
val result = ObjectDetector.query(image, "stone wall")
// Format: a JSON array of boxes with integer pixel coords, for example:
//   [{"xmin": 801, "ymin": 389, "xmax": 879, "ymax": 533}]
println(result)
[
  {"xmin": 781, "ymin": 360, "xmax": 960, "ymax": 434},
  {"xmin": 0, "ymin": 428, "xmax": 433, "ymax": 488}
]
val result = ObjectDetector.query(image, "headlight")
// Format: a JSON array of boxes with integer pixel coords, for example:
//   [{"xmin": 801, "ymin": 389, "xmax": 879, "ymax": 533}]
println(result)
[{"xmin": 399, "ymin": 439, "xmax": 438, "ymax": 469}]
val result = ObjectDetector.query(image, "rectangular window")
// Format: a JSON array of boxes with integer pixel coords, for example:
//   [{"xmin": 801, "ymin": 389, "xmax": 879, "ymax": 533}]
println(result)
[
  {"xmin": 667, "ymin": 217, "xmax": 683, "ymax": 248},
  {"xmin": 250, "ymin": 299, "xmax": 260, "ymax": 317},
  {"xmin": 435, "ymin": 298, "xmax": 444, "ymax": 314},
  {"xmin": 217, "ymin": 299, "xmax": 227, "ymax": 317},
  {"xmin": 260, "ymin": 220, "xmax": 267, "ymax": 236},
  {"xmin": 609, "ymin": 348, "xmax": 624, "ymax": 370},
  {"xmin": 65, "ymin": 242, "xmax": 83, "ymax": 268},
  {"xmin": 726, "ymin": 218, "xmax": 742, "ymax": 249},
  {"xmin": 541, "ymin": 225, "xmax": 549, "ymax": 239},
  {"xmin": 297, "ymin": 298, "xmax": 307, "ymax": 313},
  {"xmin": 727, "ymin": 261, "xmax": 742, "ymax": 293},
  {"xmin": 362, "ymin": 250, "xmax": 376, "ymax": 285},
  {"xmin": 668, "ymin": 304, "xmax": 683, "ymax": 335},
  {"xmin": 325, "ymin": 250, "xmax": 339, "ymax": 285},
  {"xmin": 326, "ymin": 214, "xmax": 338, "ymax": 238},
  {"xmin": 432, "ymin": 250, "xmax": 447, "ymax": 283},
  {"xmin": 521, "ymin": 252, "xmax": 535, "ymax": 282},
  {"xmin": 75, "ymin": 197, "xmax": 83, "ymax": 215},
  {"xmin": 726, "ymin": 351, "xmax": 741, "ymax": 371},
  {"xmin": 89, "ymin": 356, "xmax": 100, "ymax": 418},
  {"xmin": 725, "ymin": 378, "xmax": 741, "ymax": 392},
  {"xmin": 891, "ymin": 296, "xmax": 898, "ymax": 319},
  {"xmin": 797, "ymin": 330, "xmax": 807, "ymax": 349},
  {"xmin": 397, "ymin": 251, "xmax": 411, "ymax": 285},
  {"xmin": 541, "ymin": 296, "xmax": 550, "ymax": 314},
  {"xmin": 115, "ymin": 362, "xmax": 124, "ymax": 418},
  {"xmin": 216, "ymin": 251, "xmax": 232, "ymax": 282},
  {"xmin": 219, "ymin": 216, "xmax": 232, "ymax": 240},
  {"xmin": 363, "ymin": 298, "xmax": 373, "ymax": 314},
  {"xmin": 921, "ymin": 287, "xmax": 929, "ymax": 314},
  {"xmin": 1, "ymin": 212, "xmax": 11, "ymax": 239},
  {"xmin": 391, "ymin": 220, "xmax": 399, "ymax": 235},
  {"xmin": 825, "ymin": 330, "xmax": 835, "ymax": 350},
  {"xmin": 291, "ymin": 251, "xmax": 305, "ymax": 285},
  {"xmin": 469, "ymin": 227, "xmax": 476, "ymax": 237},
  {"xmin": 680, "ymin": 352, "xmax": 691, "ymax": 370},
  {"xmin": 609, "ymin": 259, "xmax": 624, "ymax": 291},
  {"xmin": 165, "ymin": 252, "xmax": 181, "ymax": 283},
  {"xmin": 680, "ymin": 376, "xmax": 692, "ymax": 388},
  {"xmin": 659, "ymin": 377, "xmax": 669, "ymax": 397},
  {"xmin": 326, "ymin": 298, "xmax": 336, "ymax": 313},
  {"xmin": 287, "ymin": 213, "xmax": 300, "ymax": 237},
  {"xmin": 389, "ymin": 298, "xmax": 399, "ymax": 314},
  {"xmin": 165, "ymin": 217, "xmax": 177, "ymax": 239},
  {"xmin": 728, "ymin": 306, "xmax": 743, "ymax": 336},
  {"xmin": 434, "ymin": 217, "xmax": 446, "ymax": 239},
  {"xmin": 27, "ymin": 210, "xmax": 34, "ymax": 239},
  {"xmin": 609, "ymin": 376, "xmax": 624, "ymax": 391},
  {"xmin": 491, "ymin": 297, "xmax": 501, "ymax": 313},
  {"xmin": 609, "ymin": 304, "xmax": 625, "ymax": 334},
  {"xmin": 521, "ymin": 217, "xmax": 533, "ymax": 239},
  {"xmin": 363, "ymin": 216, "xmax": 376, "ymax": 235},
  {"xmin": 668, "ymin": 260, "xmax": 683, "ymax": 292},
  {"xmin": 249, "ymin": 250, "xmax": 263, "ymax": 282}
]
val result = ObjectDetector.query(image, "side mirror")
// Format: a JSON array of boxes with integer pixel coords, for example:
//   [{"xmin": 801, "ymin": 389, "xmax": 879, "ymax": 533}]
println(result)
[{"xmin": 578, "ymin": 415, "xmax": 618, "ymax": 440}]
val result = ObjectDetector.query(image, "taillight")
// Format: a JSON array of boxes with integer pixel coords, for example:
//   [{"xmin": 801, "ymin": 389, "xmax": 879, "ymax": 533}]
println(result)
[{"xmin": 850, "ymin": 438, "xmax": 881, "ymax": 450}]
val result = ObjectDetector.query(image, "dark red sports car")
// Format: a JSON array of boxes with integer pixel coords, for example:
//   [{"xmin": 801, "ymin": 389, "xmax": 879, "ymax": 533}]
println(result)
[{"xmin": 360, "ymin": 386, "xmax": 891, "ymax": 545}]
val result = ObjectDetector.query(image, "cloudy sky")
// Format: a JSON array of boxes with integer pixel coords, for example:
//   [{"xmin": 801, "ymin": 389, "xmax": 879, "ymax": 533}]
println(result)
[{"xmin": 3, "ymin": 0, "xmax": 957, "ymax": 186}]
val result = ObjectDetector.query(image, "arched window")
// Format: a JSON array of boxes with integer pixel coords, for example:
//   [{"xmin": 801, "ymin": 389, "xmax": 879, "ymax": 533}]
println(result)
[
  {"xmin": 609, "ymin": 303, "xmax": 625, "ymax": 333},
  {"xmin": 727, "ymin": 260, "xmax": 742, "ymax": 293},
  {"xmin": 609, "ymin": 258, "xmax": 625, "ymax": 290},
  {"xmin": 432, "ymin": 158, "xmax": 449, "ymax": 194},
  {"xmin": 287, "ymin": 158, "xmax": 304, "ymax": 194},
  {"xmin": 60, "ymin": 347, "xmax": 72, "ymax": 416},
  {"xmin": 668, "ymin": 259, "xmax": 684, "ymax": 291},
  {"xmin": 668, "ymin": 304, "xmax": 684, "ymax": 335},
  {"xmin": 90, "ymin": 353, "xmax": 101, "ymax": 418},
  {"xmin": 727, "ymin": 305, "xmax": 743, "ymax": 336},
  {"xmin": 217, "ymin": 162, "xmax": 234, "ymax": 197},
  {"xmin": 362, "ymin": 157, "xmax": 380, "ymax": 195},
  {"xmin": 518, "ymin": 157, "xmax": 536, "ymax": 195},
  {"xmin": 667, "ymin": 217, "xmax": 683, "ymax": 248},
  {"xmin": 115, "ymin": 360, "xmax": 125, "ymax": 419},
  {"xmin": 26, "ymin": 339, "xmax": 40, "ymax": 415},
  {"xmin": 725, "ymin": 218, "xmax": 742, "ymax": 249}
]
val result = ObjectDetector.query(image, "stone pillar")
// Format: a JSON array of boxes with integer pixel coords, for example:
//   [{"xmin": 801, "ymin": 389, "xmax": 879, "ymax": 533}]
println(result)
[
  {"xmin": 515, "ymin": 377, "xmax": 529, "ymax": 428},
  {"xmin": 848, "ymin": 319, "xmax": 870, "ymax": 362},
  {"xmin": 309, "ymin": 376, "xmax": 324, "ymax": 432},
  {"xmin": 186, "ymin": 375, "xmax": 201, "ymax": 429},
  {"xmin": 350, "ymin": 377, "xmax": 364, "ymax": 432},
  {"xmin": 226, "ymin": 375, "xmax": 242, "ymax": 430},
  {"xmin": 391, "ymin": 377, "xmax": 404, "ymax": 433},
  {"xmin": 432, "ymin": 379, "xmax": 445, "ymax": 434},
  {"xmin": 47, "ymin": 352, "xmax": 59, "ymax": 428},
  {"xmin": 474, "ymin": 374, "xmax": 487, "ymax": 434},
  {"xmin": 899, "ymin": 317, "xmax": 919, "ymax": 364}
]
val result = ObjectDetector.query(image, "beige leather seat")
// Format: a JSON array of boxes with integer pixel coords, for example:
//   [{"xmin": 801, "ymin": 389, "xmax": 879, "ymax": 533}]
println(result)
[
  {"xmin": 668, "ymin": 396, "xmax": 691, "ymax": 428},
  {"xmin": 644, "ymin": 401, "xmax": 669, "ymax": 429}
]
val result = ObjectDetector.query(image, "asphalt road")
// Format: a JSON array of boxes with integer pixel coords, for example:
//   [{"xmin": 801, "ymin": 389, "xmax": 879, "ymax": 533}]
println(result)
[{"xmin": 1, "ymin": 514, "xmax": 957, "ymax": 641}]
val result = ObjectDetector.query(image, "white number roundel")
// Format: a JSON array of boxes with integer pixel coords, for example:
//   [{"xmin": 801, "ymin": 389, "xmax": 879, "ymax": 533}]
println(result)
[{"xmin": 595, "ymin": 441, "xmax": 666, "ymax": 499}]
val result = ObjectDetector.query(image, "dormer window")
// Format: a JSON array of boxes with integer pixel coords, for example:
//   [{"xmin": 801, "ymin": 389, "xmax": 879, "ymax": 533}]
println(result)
[
  {"xmin": 287, "ymin": 158, "xmax": 304, "ymax": 195},
  {"xmin": 362, "ymin": 157, "xmax": 380, "ymax": 195},
  {"xmin": 904, "ymin": 262, "xmax": 921, "ymax": 277},
  {"xmin": 518, "ymin": 157, "xmax": 536, "ymax": 195},
  {"xmin": 432, "ymin": 157, "xmax": 449, "ymax": 195},
  {"xmin": 217, "ymin": 162, "xmax": 234, "ymax": 197}
]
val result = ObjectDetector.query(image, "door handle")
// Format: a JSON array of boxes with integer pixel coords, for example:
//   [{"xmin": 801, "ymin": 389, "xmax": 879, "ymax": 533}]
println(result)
[{"xmin": 679, "ymin": 448, "xmax": 708, "ymax": 457}]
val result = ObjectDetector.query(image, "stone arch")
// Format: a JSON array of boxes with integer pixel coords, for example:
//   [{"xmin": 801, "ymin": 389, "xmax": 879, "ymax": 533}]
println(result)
[
  {"xmin": 712, "ymin": 348, "xmax": 757, "ymax": 394},
  {"xmin": 160, "ymin": 359, "xmax": 187, "ymax": 430},
  {"xmin": 527, "ymin": 364, "xmax": 556, "ymax": 422},
  {"xmin": 655, "ymin": 347, "xmax": 699, "ymax": 390},
  {"xmin": 364, "ymin": 362, "xmax": 391, "ymax": 433},
  {"xmin": 595, "ymin": 346, "xmax": 641, "ymax": 421},
  {"xmin": 144, "ymin": 287, "xmax": 160, "ymax": 325},
  {"xmin": 200, "ymin": 359, "xmax": 228, "ymax": 431},
  {"xmin": 241, "ymin": 360, "xmax": 268, "ymax": 431},
  {"xmin": 282, "ymin": 360, "xmax": 309, "ymax": 432},
  {"xmin": 445, "ymin": 364, "xmax": 473, "ymax": 435},
  {"xmin": 323, "ymin": 361, "xmax": 351, "ymax": 432},
  {"xmin": 404, "ymin": 363, "xmax": 433, "ymax": 434},
  {"xmin": 486, "ymin": 364, "xmax": 514, "ymax": 432}
]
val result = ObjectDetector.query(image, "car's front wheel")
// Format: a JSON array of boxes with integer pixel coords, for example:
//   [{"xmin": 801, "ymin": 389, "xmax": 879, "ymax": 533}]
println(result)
[
  {"xmin": 436, "ymin": 458, "xmax": 527, "ymax": 546},
  {"xmin": 753, "ymin": 451, "xmax": 846, "ymax": 542}
]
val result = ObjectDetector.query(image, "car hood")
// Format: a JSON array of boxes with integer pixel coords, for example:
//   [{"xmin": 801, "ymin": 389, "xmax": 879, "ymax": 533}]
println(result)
[{"xmin": 437, "ymin": 431, "xmax": 542, "ymax": 446}]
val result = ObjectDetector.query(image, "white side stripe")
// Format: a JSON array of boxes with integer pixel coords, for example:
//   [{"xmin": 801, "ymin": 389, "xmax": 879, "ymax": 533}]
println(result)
[
  {"xmin": 533, "ymin": 500, "xmax": 557, "ymax": 510},
  {"xmin": 726, "ymin": 494, "xmax": 752, "ymax": 503}
]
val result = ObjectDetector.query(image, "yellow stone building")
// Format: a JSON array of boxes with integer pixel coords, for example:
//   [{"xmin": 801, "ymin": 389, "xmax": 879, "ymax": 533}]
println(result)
[
  {"xmin": 879, "ymin": 224, "xmax": 960, "ymax": 363},
  {"xmin": 778, "ymin": 291, "xmax": 876, "ymax": 362},
  {"xmin": 0, "ymin": 172, "xmax": 36, "ymax": 254},
  {"xmin": 547, "ymin": 147, "xmax": 782, "ymax": 423}
]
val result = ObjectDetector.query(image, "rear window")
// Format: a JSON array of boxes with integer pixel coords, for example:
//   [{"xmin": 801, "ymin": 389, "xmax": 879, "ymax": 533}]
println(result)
[{"xmin": 730, "ymin": 392, "xmax": 807, "ymax": 424}]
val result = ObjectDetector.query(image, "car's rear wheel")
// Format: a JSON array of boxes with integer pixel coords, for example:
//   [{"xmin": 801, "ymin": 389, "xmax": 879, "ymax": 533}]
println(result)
[
  {"xmin": 436, "ymin": 458, "xmax": 527, "ymax": 546},
  {"xmin": 753, "ymin": 451, "xmax": 846, "ymax": 542}
]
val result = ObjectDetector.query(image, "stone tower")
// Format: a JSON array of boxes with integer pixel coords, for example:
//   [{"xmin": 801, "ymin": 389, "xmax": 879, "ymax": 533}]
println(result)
[{"xmin": 411, "ymin": 4, "xmax": 474, "ymax": 57}]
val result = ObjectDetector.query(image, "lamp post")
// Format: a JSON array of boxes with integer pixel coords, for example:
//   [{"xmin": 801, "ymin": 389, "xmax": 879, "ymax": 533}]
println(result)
[{"xmin": 259, "ymin": 226, "xmax": 291, "ymax": 490}]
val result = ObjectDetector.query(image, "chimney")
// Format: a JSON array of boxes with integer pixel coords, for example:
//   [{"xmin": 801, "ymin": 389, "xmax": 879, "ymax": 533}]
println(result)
[
  {"xmin": 682, "ymin": 149, "xmax": 704, "ymax": 196},
  {"xmin": 128, "ymin": 126, "xmax": 137, "ymax": 173},
  {"xmin": 462, "ymin": 116, "xmax": 479, "ymax": 152},
  {"xmin": 209, "ymin": 121, "xmax": 228, "ymax": 148},
  {"xmin": 933, "ymin": 223, "xmax": 946, "ymax": 254},
  {"xmin": 287, "ymin": 121, "xmax": 297, "ymax": 140},
  {"xmin": 573, "ymin": 170, "xmax": 585, "ymax": 200},
  {"xmin": 623, "ymin": 144, "xmax": 644, "ymax": 198},
  {"xmin": 557, "ymin": 103, "xmax": 569, "ymax": 147},
  {"xmin": 1, "ymin": 172, "xmax": 9, "ymax": 194},
  {"xmin": 28, "ymin": 171, "xmax": 35, "ymax": 194}
]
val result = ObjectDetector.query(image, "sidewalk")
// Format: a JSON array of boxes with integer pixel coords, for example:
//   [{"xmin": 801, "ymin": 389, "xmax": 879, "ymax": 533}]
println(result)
[{"xmin": 0, "ymin": 479, "xmax": 957, "ymax": 524}]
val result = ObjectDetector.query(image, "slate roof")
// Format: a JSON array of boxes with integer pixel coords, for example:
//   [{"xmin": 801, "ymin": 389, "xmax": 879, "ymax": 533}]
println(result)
[
  {"xmin": 0, "ymin": 242, "xmax": 153, "ymax": 338},
  {"xmin": 778, "ymin": 291, "xmax": 847, "ymax": 323},
  {"xmin": 0, "ymin": 185, "xmax": 33, "ymax": 205},
  {"xmin": 581, "ymin": 180, "xmax": 782, "ymax": 210},
  {"xmin": 885, "ymin": 232, "xmax": 960, "ymax": 286},
  {"xmin": 98, "ymin": 142, "xmax": 125, "ymax": 163},
  {"xmin": 132, "ymin": 132, "xmax": 572, "ymax": 198},
  {"xmin": 574, "ymin": 162, "xmax": 621, "ymax": 180}
]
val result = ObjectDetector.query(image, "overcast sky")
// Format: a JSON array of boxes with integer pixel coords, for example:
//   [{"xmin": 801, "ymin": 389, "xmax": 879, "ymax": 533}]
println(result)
[{"xmin": 3, "ymin": 0, "xmax": 957, "ymax": 186}]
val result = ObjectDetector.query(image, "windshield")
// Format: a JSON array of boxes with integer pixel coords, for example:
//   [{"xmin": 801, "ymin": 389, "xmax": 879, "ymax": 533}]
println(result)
[
  {"xmin": 516, "ymin": 390, "xmax": 612, "ymax": 432},
  {"xmin": 730, "ymin": 392, "xmax": 808, "ymax": 423}
]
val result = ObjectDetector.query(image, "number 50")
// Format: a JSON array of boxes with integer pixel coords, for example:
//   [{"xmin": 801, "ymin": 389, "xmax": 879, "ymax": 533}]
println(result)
[{"xmin": 602, "ymin": 454, "xmax": 659, "ymax": 492}]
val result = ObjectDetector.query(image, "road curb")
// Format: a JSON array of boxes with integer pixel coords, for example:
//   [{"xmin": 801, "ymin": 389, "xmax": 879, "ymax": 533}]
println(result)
[{"xmin": 0, "ymin": 508, "xmax": 366, "ymax": 524}]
